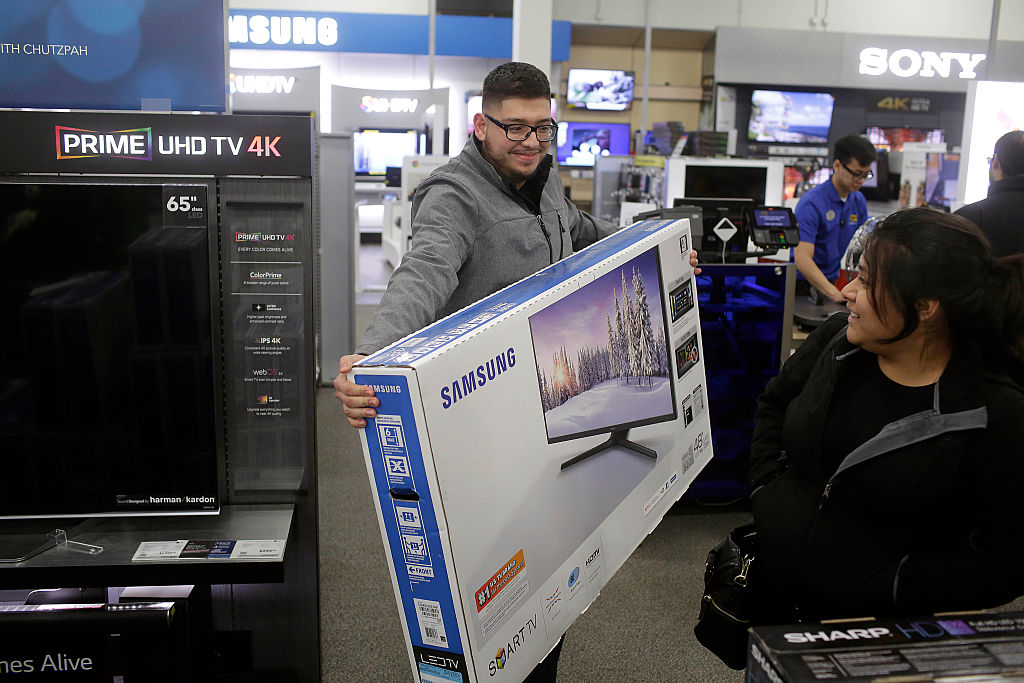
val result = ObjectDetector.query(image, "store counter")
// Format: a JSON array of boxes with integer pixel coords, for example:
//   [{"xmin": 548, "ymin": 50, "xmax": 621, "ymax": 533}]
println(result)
[{"xmin": 0, "ymin": 504, "xmax": 292, "ymax": 589}]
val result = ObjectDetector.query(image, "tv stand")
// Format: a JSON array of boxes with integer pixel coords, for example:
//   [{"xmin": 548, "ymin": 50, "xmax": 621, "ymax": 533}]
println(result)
[{"xmin": 560, "ymin": 428, "xmax": 657, "ymax": 470}]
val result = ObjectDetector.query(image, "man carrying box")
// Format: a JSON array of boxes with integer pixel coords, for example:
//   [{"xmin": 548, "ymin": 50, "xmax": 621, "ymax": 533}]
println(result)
[{"xmin": 335, "ymin": 61, "xmax": 695, "ymax": 681}]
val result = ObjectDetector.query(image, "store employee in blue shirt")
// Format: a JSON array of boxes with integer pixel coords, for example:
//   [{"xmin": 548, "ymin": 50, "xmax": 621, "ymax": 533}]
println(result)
[{"xmin": 794, "ymin": 134, "xmax": 878, "ymax": 303}]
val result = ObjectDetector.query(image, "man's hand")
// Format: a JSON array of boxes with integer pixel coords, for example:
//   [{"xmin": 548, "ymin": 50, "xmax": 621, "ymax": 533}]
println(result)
[
  {"xmin": 689, "ymin": 249, "xmax": 701, "ymax": 275},
  {"xmin": 334, "ymin": 354, "xmax": 375, "ymax": 428}
]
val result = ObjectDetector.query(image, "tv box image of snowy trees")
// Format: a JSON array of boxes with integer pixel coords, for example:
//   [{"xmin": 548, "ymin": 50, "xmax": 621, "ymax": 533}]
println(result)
[{"xmin": 529, "ymin": 245, "xmax": 677, "ymax": 469}]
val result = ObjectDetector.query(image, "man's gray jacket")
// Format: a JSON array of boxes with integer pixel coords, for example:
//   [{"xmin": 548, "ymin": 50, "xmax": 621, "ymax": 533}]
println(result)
[{"xmin": 356, "ymin": 138, "xmax": 618, "ymax": 355}]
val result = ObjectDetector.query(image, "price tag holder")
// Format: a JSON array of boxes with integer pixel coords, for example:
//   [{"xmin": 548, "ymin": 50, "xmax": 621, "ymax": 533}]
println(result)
[{"xmin": 162, "ymin": 184, "xmax": 208, "ymax": 228}]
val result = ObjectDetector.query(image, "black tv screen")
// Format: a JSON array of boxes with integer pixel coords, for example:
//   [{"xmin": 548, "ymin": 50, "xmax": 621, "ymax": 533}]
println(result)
[
  {"xmin": 566, "ymin": 68, "xmax": 635, "ymax": 111},
  {"xmin": 0, "ymin": 181, "xmax": 220, "ymax": 518},
  {"xmin": 748, "ymin": 90, "xmax": 834, "ymax": 144},
  {"xmin": 684, "ymin": 165, "xmax": 768, "ymax": 205},
  {"xmin": 529, "ymin": 245, "xmax": 674, "ymax": 443}
]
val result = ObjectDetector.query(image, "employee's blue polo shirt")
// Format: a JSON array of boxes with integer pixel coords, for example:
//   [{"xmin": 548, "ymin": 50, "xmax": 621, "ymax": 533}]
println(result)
[{"xmin": 794, "ymin": 177, "xmax": 868, "ymax": 282}]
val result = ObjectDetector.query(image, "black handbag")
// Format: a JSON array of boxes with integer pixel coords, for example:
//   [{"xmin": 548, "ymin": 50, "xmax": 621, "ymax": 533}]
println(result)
[{"xmin": 694, "ymin": 522, "xmax": 758, "ymax": 670}]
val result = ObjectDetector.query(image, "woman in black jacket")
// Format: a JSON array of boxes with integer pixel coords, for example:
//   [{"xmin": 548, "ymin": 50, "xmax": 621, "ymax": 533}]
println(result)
[{"xmin": 749, "ymin": 207, "xmax": 1024, "ymax": 623}]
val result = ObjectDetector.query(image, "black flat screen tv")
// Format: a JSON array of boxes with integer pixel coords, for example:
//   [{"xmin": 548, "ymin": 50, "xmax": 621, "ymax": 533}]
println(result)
[
  {"xmin": 0, "ymin": 180, "xmax": 221, "ymax": 519},
  {"xmin": 683, "ymin": 164, "xmax": 768, "ymax": 205},
  {"xmin": 566, "ymin": 68, "xmax": 635, "ymax": 111},
  {"xmin": 748, "ymin": 90, "xmax": 835, "ymax": 144},
  {"xmin": 528, "ymin": 245, "xmax": 675, "ymax": 469}
]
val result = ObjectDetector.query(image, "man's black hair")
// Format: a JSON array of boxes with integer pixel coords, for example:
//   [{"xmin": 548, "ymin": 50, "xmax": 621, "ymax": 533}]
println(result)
[
  {"xmin": 481, "ymin": 62, "xmax": 551, "ymax": 111},
  {"xmin": 833, "ymin": 134, "xmax": 878, "ymax": 167},
  {"xmin": 994, "ymin": 130, "xmax": 1024, "ymax": 177}
]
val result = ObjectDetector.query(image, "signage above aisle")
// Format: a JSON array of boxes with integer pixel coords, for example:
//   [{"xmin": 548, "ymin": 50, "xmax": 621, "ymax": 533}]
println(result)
[
  {"xmin": 0, "ymin": 111, "xmax": 314, "ymax": 176},
  {"xmin": 0, "ymin": 0, "xmax": 226, "ymax": 111},
  {"xmin": 228, "ymin": 10, "xmax": 572, "ymax": 60},
  {"xmin": 716, "ymin": 26, "xmax": 1024, "ymax": 93},
  {"xmin": 230, "ymin": 66, "xmax": 321, "ymax": 114}
]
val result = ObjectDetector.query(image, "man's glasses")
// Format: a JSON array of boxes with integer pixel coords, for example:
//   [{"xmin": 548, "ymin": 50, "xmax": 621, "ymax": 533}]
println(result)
[
  {"xmin": 484, "ymin": 113, "xmax": 557, "ymax": 142},
  {"xmin": 838, "ymin": 160, "xmax": 874, "ymax": 181}
]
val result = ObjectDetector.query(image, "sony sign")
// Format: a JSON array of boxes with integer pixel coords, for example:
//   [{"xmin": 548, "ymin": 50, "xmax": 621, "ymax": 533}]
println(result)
[{"xmin": 859, "ymin": 47, "xmax": 986, "ymax": 79}]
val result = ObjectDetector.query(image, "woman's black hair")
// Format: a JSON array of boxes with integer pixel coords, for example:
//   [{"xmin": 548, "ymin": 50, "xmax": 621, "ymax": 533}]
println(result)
[{"xmin": 863, "ymin": 207, "xmax": 1024, "ymax": 357}]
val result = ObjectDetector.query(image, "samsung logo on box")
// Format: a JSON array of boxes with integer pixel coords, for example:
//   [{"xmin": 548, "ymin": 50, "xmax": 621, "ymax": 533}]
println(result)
[
  {"xmin": 858, "ymin": 47, "xmax": 986, "ymax": 79},
  {"xmin": 229, "ymin": 14, "xmax": 338, "ymax": 47}
]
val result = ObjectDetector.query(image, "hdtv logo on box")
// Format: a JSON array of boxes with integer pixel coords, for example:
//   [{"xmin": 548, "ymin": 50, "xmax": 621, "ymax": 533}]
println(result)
[{"xmin": 55, "ymin": 126, "xmax": 152, "ymax": 161}]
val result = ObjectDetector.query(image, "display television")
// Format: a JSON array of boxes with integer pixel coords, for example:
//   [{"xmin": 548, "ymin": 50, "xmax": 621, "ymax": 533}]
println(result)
[
  {"xmin": 0, "ymin": 181, "xmax": 221, "ymax": 518},
  {"xmin": 566, "ymin": 68, "xmax": 635, "ymax": 111},
  {"xmin": 865, "ymin": 126, "xmax": 945, "ymax": 151},
  {"xmin": 528, "ymin": 245, "xmax": 674, "ymax": 469},
  {"xmin": 556, "ymin": 121, "xmax": 631, "ymax": 167},
  {"xmin": 924, "ymin": 152, "xmax": 960, "ymax": 210},
  {"xmin": 748, "ymin": 90, "xmax": 834, "ymax": 144},
  {"xmin": 353, "ymin": 128, "xmax": 422, "ymax": 176},
  {"xmin": 683, "ymin": 164, "xmax": 768, "ymax": 205}
]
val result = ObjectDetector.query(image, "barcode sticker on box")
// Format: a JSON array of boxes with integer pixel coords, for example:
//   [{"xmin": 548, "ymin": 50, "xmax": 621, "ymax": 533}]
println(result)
[{"xmin": 414, "ymin": 598, "xmax": 448, "ymax": 648}]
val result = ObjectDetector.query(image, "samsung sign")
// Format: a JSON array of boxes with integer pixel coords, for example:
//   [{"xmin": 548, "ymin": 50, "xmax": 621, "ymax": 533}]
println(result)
[
  {"xmin": 228, "ymin": 11, "xmax": 573, "ymax": 60},
  {"xmin": 230, "ymin": 14, "xmax": 339, "ymax": 47},
  {"xmin": 859, "ymin": 48, "xmax": 986, "ymax": 80}
]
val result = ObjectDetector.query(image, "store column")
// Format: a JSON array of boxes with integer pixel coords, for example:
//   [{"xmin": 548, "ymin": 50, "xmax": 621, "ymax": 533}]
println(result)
[{"xmin": 512, "ymin": 0, "xmax": 553, "ymax": 79}]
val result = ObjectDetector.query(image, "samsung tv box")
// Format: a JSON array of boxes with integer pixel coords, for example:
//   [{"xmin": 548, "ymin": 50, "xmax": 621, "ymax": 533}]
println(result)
[
  {"xmin": 353, "ymin": 218, "xmax": 713, "ymax": 682},
  {"xmin": 748, "ymin": 610, "xmax": 1024, "ymax": 681}
]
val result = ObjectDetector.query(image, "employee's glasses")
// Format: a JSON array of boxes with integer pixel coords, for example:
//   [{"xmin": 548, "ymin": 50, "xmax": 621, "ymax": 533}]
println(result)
[
  {"xmin": 484, "ymin": 114, "xmax": 557, "ymax": 142},
  {"xmin": 838, "ymin": 160, "xmax": 874, "ymax": 181}
]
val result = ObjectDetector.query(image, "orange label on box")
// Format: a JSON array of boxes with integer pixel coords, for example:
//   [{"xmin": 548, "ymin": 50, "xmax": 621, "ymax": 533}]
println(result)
[{"xmin": 475, "ymin": 549, "xmax": 525, "ymax": 613}]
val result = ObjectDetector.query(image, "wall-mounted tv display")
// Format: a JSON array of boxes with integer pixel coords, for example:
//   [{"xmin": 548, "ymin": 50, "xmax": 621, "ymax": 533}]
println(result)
[
  {"xmin": 748, "ymin": 90, "xmax": 835, "ymax": 144},
  {"xmin": 566, "ymin": 68, "xmax": 635, "ymax": 111},
  {"xmin": 353, "ymin": 128, "xmax": 422, "ymax": 176},
  {"xmin": 865, "ymin": 126, "xmax": 945, "ymax": 151},
  {"xmin": 529, "ymin": 245, "xmax": 674, "ymax": 469},
  {"xmin": 0, "ymin": 181, "xmax": 221, "ymax": 519},
  {"xmin": 556, "ymin": 121, "xmax": 631, "ymax": 167}
]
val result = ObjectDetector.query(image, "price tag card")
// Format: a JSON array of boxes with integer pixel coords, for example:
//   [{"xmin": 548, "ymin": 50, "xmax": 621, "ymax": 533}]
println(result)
[
  {"xmin": 230, "ymin": 540, "xmax": 286, "ymax": 560},
  {"xmin": 132, "ymin": 538, "xmax": 285, "ymax": 561},
  {"xmin": 162, "ymin": 184, "xmax": 208, "ymax": 228},
  {"xmin": 132, "ymin": 540, "xmax": 189, "ymax": 561}
]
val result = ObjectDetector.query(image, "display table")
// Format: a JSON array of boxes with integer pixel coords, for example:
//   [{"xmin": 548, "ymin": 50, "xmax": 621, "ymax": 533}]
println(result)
[{"xmin": 0, "ymin": 504, "xmax": 293, "ymax": 590}]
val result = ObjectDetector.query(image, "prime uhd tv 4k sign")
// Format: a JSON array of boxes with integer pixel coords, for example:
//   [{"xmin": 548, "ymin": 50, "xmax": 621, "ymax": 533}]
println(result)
[
  {"xmin": 354, "ymin": 218, "xmax": 713, "ymax": 682},
  {"xmin": 0, "ymin": 111, "xmax": 313, "ymax": 176}
]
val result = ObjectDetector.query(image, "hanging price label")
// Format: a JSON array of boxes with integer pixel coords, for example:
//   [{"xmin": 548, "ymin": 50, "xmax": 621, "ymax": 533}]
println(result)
[{"xmin": 162, "ymin": 184, "xmax": 208, "ymax": 228}]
